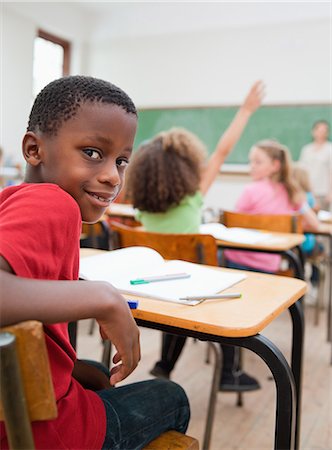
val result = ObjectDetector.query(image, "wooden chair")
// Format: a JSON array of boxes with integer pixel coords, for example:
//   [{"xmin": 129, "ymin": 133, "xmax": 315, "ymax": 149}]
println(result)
[
  {"xmin": 109, "ymin": 221, "xmax": 218, "ymax": 265},
  {"xmin": 0, "ymin": 321, "xmax": 57, "ymax": 449},
  {"xmin": 143, "ymin": 430, "xmax": 199, "ymax": 450},
  {"xmin": 220, "ymin": 210, "xmax": 327, "ymax": 323},
  {"xmin": 0, "ymin": 321, "xmax": 198, "ymax": 450},
  {"xmin": 220, "ymin": 210, "xmax": 303, "ymax": 276},
  {"xmin": 220, "ymin": 210, "xmax": 303, "ymax": 233}
]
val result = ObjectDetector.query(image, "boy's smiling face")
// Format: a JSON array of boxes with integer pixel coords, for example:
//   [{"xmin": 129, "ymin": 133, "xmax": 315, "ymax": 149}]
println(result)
[{"xmin": 23, "ymin": 102, "xmax": 137, "ymax": 223}]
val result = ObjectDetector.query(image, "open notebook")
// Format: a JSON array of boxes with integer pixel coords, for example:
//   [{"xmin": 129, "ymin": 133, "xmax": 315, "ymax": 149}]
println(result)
[
  {"xmin": 80, "ymin": 246, "xmax": 246, "ymax": 306},
  {"xmin": 200, "ymin": 223, "xmax": 273, "ymax": 244}
]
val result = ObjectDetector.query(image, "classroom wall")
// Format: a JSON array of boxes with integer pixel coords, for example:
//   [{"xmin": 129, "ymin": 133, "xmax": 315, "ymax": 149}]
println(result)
[
  {"xmin": 88, "ymin": 18, "xmax": 330, "ymax": 106},
  {"xmin": 87, "ymin": 16, "xmax": 330, "ymax": 210},
  {"xmin": 1, "ymin": 5, "xmax": 330, "ymax": 209},
  {"xmin": 1, "ymin": 4, "xmax": 90, "ymax": 164}
]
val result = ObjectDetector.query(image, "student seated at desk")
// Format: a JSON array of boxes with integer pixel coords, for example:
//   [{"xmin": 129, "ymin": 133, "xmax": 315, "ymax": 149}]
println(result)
[
  {"xmin": 0, "ymin": 76, "xmax": 190, "ymax": 450},
  {"xmin": 292, "ymin": 163, "xmax": 325, "ymax": 288},
  {"xmin": 126, "ymin": 81, "xmax": 264, "ymax": 392},
  {"xmin": 224, "ymin": 140, "xmax": 320, "ymax": 273}
]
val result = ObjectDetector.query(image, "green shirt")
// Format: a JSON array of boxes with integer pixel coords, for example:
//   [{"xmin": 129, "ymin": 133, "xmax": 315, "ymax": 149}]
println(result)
[{"xmin": 136, "ymin": 191, "xmax": 203, "ymax": 234}]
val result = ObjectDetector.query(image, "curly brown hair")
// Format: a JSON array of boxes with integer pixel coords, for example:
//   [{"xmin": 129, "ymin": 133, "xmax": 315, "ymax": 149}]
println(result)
[{"xmin": 126, "ymin": 128, "xmax": 207, "ymax": 212}]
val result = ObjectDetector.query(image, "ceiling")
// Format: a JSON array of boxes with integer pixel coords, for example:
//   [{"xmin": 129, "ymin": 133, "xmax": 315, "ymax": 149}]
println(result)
[
  {"xmin": 75, "ymin": 1, "xmax": 331, "ymax": 39},
  {"xmin": 3, "ymin": 1, "xmax": 331, "ymax": 41}
]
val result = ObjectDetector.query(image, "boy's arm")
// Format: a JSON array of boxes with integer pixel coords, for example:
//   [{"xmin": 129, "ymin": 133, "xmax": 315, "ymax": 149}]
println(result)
[
  {"xmin": 200, "ymin": 80, "xmax": 265, "ymax": 195},
  {"xmin": 0, "ymin": 256, "xmax": 140, "ymax": 386}
]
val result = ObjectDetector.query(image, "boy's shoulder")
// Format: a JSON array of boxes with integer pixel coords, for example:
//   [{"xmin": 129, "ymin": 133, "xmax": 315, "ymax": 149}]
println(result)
[{"xmin": 1, "ymin": 183, "xmax": 79, "ymax": 213}]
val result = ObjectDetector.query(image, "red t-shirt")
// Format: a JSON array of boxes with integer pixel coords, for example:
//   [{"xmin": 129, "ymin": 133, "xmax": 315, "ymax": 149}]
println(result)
[{"xmin": 0, "ymin": 183, "xmax": 106, "ymax": 449}]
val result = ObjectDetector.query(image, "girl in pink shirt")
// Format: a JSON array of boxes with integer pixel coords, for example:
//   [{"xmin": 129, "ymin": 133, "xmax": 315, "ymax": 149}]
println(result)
[{"xmin": 224, "ymin": 140, "xmax": 319, "ymax": 273}]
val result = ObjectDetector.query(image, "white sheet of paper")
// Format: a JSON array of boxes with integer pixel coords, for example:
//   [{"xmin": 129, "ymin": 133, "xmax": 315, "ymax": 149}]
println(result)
[
  {"xmin": 80, "ymin": 246, "xmax": 246, "ymax": 306},
  {"xmin": 200, "ymin": 223, "xmax": 272, "ymax": 244}
]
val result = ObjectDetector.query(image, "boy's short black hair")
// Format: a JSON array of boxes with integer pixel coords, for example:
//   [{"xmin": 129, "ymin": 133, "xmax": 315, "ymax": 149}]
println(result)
[{"xmin": 27, "ymin": 75, "xmax": 137, "ymax": 136}]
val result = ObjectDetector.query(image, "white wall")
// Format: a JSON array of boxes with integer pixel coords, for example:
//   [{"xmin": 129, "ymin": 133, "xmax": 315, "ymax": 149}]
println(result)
[
  {"xmin": 89, "ymin": 19, "xmax": 331, "ymax": 107},
  {"xmin": 0, "ymin": 3, "xmax": 91, "ymax": 163},
  {"xmin": 87, "ymin": 16, "xmax": 330, "ymax": 209},
  {"xmin": 1, "ymin": 7, "xmax": 35, "ymax": 165},
  {"xmin": 1, "ymin": 3, "xmax": 330, "ymax": 208}
]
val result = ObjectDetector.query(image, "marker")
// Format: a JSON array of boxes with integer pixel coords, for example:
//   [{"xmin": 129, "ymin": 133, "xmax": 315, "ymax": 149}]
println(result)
[
  {"xmin": 130, "ymin": 273, "xmax": 191, "ymax": 285},
  {"xmin": 179, "ymin": 293, "xmax": 242, "ymax": 301},
  {"xmin": 127, "ymin": 299, "xmax": 139, "ymax": 309}
]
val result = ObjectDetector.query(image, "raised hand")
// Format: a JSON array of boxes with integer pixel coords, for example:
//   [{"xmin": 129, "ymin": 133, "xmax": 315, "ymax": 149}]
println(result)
[{"xmin": 242, "ymin": 80, "xmax": 266, "ymax": 115}]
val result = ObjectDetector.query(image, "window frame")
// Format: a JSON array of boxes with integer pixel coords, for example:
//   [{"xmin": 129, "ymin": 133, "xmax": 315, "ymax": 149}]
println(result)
[{"xmin": 37, "ymin": 29, "xmax": 71, "ymax": 75}]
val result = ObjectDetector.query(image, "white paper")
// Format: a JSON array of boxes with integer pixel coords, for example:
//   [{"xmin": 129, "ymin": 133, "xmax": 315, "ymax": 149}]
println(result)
[
  {"xmin": 318, "ymin": 210, "xmax": 332, "ymax": 221},
  {"xmin": 200, "ymin": 223, "xmax": 272, "ymax": 244},
  {"xmin": 80, "ymin": 246, "xmax": 246, "ymax": 306},
  {"xmin": 108, "ymin": 204, "xmax": 136, "ymax": 216}
]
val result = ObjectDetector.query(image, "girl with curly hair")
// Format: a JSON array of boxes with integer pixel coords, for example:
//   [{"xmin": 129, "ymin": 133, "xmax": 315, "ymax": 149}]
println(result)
[{"xmin": 126, "ymin": 81, "xmax": 264, "ymax": 392}]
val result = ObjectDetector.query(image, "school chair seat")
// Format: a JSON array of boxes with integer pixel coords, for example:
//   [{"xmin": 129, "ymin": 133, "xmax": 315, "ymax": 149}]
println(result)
[
  {"xmin": 0, "ymin": 320, "xmax": 57, "ymax": 449},
  {"xmin": 143, "ymin": 430, "xmax": 199, "ymax": 450}
]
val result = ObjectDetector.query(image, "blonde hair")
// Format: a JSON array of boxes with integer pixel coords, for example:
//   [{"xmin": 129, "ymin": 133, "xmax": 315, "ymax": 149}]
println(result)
[
  {"xmin": 292, "ymin": 163, "xmax": 312, "ymax": 193},
  {"xmin": 254, "ymin": 139, "xmax": 301, "ymax": 205}
]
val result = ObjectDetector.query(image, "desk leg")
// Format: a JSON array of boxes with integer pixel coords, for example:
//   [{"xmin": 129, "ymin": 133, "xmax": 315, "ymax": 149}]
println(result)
[
  {"xmin": 327, "ymin": 235, "xmax": 332, "ymax": 344},
  {"xmin": 136, "ymin": 320, "xmax": 296, "ymax": 450},
  {"xmin": 289, "ymin": 300, "xmax": 305, "ymax": 450},
  {"xmin": 226, "ymin": 335, "xmax": 296, "ymax": 450},
  {"xmin": 283, "ymin": 249, "xmax": 305, "ymax": 280},
  {"xmin": 202, "ymin": 343, "xmax": 222, "ymax": 450}
]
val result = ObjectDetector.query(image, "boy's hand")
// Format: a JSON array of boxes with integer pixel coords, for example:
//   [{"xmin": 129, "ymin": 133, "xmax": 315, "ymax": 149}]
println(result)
[
  {"xmin": 242, "ymin": 80, "xmax": 265, "ymax": 114},
  {"xmin": 96, "ymin": 285, "xmax": 141, "ymax": 386}
]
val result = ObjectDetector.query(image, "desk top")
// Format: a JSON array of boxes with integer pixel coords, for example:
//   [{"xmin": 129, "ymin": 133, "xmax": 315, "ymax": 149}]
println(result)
[
  {"xmin": 107, "ymin": 203, "xmax": 136, "ymax": 219},
  {"xmin": 80, "ymin": 248, "xmax": 306, "ymax": 338},
  {"xmin": 216, "ymin": 231, "xmax": 304, "ymax": 251},
  {"xmin": 308, "ymin": 222, "xmax": 332, "ymax": 236},
  {"xmin": 317, "ymin": 210, "xmax": 332, "ymax": 224}
]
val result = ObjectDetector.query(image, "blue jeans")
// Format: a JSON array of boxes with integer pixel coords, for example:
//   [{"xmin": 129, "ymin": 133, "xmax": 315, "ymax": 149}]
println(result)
[{"xmin": 84, "ymin": 361, "xmax": 190, "ymax": 450}]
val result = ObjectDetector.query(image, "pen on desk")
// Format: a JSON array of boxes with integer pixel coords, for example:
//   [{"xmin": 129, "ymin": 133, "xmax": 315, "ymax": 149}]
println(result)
[
  {"xmin": 179, "ymin": 293, "xmax": 242, "ymax": 301},
  {"xmin": 130, "ymin": 273, "xmax": 191, "ymax": 285}
]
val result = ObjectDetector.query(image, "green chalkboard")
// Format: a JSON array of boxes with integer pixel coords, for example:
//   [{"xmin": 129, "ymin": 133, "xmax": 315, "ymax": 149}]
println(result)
[{"xmin": 135, "ymin": 105, "xmax": 331, "ymax": 164}]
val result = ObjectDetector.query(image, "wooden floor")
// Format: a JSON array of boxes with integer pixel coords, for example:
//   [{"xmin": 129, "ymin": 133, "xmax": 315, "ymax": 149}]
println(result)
[{"xmin": 77, "ymin": 301, "xmax": 332, "ymax": 450}]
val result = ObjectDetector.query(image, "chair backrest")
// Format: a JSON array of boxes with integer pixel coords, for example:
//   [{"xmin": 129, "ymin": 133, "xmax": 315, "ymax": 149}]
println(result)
[
  {"xmin": 81, "ymin": 219, "xmax": 110, "ymax": 250},
  {"xmin": 0, "ymin": 321, "xmax": 57, "ymax": 449},
  {"xmin": 109, "ymin": 221, "xmax": 218, "ymax": 266},
  {"xmin": 221, "ymin": 210, "xmax": 303, "ymax": 233}
]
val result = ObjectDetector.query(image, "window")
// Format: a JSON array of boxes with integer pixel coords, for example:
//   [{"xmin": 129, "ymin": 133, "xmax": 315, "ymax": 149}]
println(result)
[{"xmin": 32, "ymin": 30, "xmax": 71, "ymax": 98}]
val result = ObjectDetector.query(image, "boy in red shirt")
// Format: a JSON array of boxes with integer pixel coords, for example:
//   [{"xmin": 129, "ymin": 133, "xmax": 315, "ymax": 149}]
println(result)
[{"xmin": 0, "ymin": 75, "xmax": 190, "ymax": 449}]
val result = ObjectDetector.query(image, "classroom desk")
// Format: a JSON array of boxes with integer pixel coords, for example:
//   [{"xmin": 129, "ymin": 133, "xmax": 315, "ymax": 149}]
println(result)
[
  {"xmin": 107, "ymin": 203, "xmax": 136, "ymax": 220},
  {"xmin": 305, "ymin": 223, "xmax": 332, "ymax": 353},
  {"xmin": 80, "ymin": 248, "xmax": 306, "ymax": 450},
  {"xmin": 216, "ymin": 231, "xmax": 305, "ymax": 279},
  {"xmin": 317, "ymin": 211, "xmax": 332, "ymax": 225}
]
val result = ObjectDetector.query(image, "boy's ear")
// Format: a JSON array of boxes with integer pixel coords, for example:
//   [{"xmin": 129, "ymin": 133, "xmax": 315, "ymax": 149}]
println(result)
[{"xmin": 22, "ymin": 132, "xmax": 43, "ymax": 166}]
